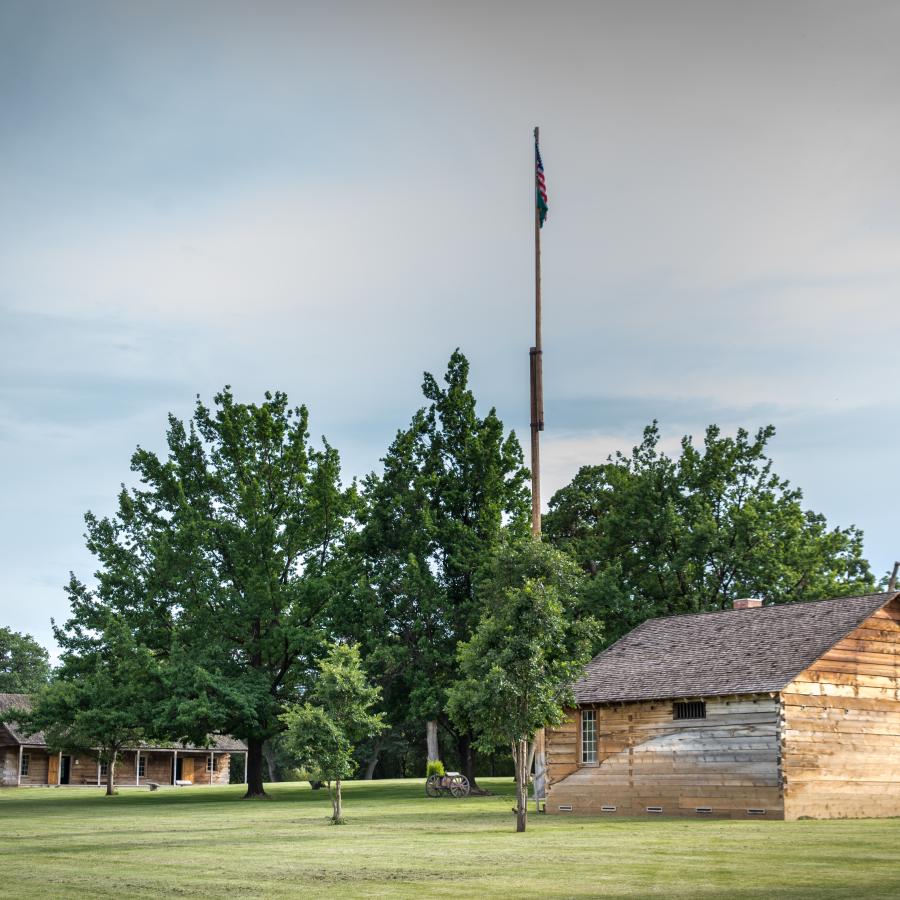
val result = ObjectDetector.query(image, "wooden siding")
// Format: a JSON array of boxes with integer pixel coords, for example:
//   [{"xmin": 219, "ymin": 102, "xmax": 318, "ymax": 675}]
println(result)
[
  {"xmin": 546, "ymin": 695, "xmax": 783, "ymax": 819},
  {"xmin": 16, "ymin": 749, "xmax": 51, "ymax": 786},
  {"xmin": 1, "ymin": 749, "xmax": 234, "ymax": 786},
  {"xmin": 781, "ymin": 597, "xmax": 900, "ymax": 820},
  {"xmin": 1, "ymin": 747, "xmax": 19, "ymax": 786}
]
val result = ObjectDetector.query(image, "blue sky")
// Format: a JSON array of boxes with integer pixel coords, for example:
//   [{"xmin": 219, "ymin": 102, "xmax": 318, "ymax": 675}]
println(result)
[{"xmin": 2, "ymin": 1, "xmax": 899, "ymax": 655}]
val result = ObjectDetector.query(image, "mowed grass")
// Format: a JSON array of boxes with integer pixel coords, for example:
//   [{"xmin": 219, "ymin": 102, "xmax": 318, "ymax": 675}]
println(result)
[{"xmin": 3, "ymin": 779, "xmax": 899, "ymax": 899}]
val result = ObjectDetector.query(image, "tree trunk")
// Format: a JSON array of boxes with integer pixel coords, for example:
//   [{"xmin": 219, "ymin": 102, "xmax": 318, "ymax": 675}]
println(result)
[
  {"xmin": 244, "ymin": 736, "xmax": 267, "ymax": 798},
  {"xmin": 458, "ymin": 733, "xmax": 483, "ymax": 794},
  {"xmin": 426, "ymin": 720, "xmax": 439, "ymax": 762},
  {"xmin": 515, "ymin": 739, "xmax": 528, "ymax": 833},
  {"xmin": 364, "ymin": 736, "xmax": 383, "ymax": 780},
  {"xmin": 332, "ymin": 778, "xmax": 343, "ymax": 823},
  {"xmin": 106, "ymin": 752, "xmax": 117, "ymax": 797},
  {"xmin": 262, "ymin": 741, "xmax": 278, "ymax": 783}
]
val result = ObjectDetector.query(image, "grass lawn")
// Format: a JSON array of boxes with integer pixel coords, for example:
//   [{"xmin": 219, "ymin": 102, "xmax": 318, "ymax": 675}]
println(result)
[{"xmin": 2, "ymin": 778, "xmax": 899, "ymax": 898}]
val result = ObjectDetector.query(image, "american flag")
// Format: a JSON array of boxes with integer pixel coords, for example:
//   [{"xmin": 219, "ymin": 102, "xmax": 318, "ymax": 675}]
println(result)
[{"xmin": 535, "ymin": 138, "xmax": 548, "ymax": 228}]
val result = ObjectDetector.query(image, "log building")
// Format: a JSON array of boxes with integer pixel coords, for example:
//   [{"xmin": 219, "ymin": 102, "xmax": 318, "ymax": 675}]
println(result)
[
  {"xmin": 0, "ymin": 693, "xmax": 247, "ymax": 787},
  {"xmin": 545, "ymin": 591, "xmax": 900, "ymax": 820}
]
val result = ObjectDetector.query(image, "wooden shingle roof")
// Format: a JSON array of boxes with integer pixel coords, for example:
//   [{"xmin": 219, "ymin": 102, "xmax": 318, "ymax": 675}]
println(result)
[
  {"xmin": 574, "ymin": 591, "xmax": 899, "ymax": 705},
  {"xmin": 0, "ymin": 693, "xmax": 44, "ymax": 745},
  {"xmin": 0, "ymin": 692, "xmax": 246, "ymax": 751}
]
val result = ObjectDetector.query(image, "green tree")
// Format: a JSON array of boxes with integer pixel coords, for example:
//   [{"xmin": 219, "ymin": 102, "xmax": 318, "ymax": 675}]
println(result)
[
  {"xmin": 544, "ymin": 422, "xmax": 875, "ymax": 644},
  {"xmin": 0, "ymin": 627, "xmax": 51, "ymax": 693},
  {"xmin": 20, "ymin": 610, "xmax": 159, "ymax": 796},
  {"xmin": 71, "ymin": 388, "xmax": 356, "ymax": 798},
  {"xmin": 340, "ymin": 351, "xmax": 529, "ymax": 789},
  {"xmin": 281, "ymin": 643, "xmax": 385, "ymax": 823},
  {"xmin": 447, "ymin": 541, "xmax": 599, "ymax": 832}
]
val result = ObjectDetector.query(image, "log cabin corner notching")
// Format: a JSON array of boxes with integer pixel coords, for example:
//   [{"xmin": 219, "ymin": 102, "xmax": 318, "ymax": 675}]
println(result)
[
  {"xmin": 0, "ymin": 694, "xmax": 248, "ymax": 788},
  {"xmin": 545, "ymin": 591, "xmax": 900, "ymax": 820}
]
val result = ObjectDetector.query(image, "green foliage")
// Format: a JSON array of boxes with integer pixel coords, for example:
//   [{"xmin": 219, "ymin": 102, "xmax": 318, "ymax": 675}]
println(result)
[
  {"xmin": 72, "ymin": 388, "xmax": 356, "ymax": 795},
  {"xmin": 447, "ymin": 540, "xmax": 600, "ymax": 831},
  {"xmin": 19, "ymin": 611, "xmax": 160, "ymax": 794},
  {"xmin": 339, "ymin": 351, "xmax": 529, "ymax": 775},
  {"xmin": 447, "ymin": 541, "xmax": 599, "ymax": 754},
  {"xmin": 544, "ymin": 422, "xmax": 875, "ymax": 644},
  {"xmin": 0, "ymin": 627, "xmax": 51, "ymax": 694},
  {"xmin": 425, "ymin": 759, "xmax": 445, "ymax": 778},
  {"xmin": 281, "ymin": 643, "xmax": 385, "ymax": 821}
]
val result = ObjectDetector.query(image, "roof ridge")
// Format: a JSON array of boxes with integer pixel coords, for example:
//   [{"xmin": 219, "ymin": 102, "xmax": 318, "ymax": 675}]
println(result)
[
  {"xmin": 575, "ymin": 591, "xmax": 899, "ymax": 705},
  {"xmin": 628, "ymin": 591, "xmax": 898, "ymax": 626}
]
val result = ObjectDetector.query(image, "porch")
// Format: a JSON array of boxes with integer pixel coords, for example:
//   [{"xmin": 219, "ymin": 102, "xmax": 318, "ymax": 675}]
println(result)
[{"xmin": 11, "ymin": 746, "xmax": 248, "ymax": 787}]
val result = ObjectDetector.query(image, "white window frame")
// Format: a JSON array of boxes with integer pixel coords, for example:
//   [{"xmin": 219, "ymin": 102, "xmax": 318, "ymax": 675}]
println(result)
[
  {"xmin": 99, "ymin": 760, "xmax": 109, "ymax": 776},
  {"xmin": 581, "ymin": 709, "xmax": 598, "ymax": 764},
  {"xmin": 138, "ymin": 755, "xmax": 146, "ymax": 778},
  {"xmin": 206, "ymin": 756, "xmax": 214, "ymax": 773},
  {"xmin": 20, "ymin": 752, "xmax": 30, "ymax": 776}
]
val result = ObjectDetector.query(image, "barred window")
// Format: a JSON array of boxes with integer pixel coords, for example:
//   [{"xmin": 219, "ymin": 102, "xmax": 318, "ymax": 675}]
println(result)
[
  {"xmin": 99, "ymin": 761, "xmax": 108, "ymax": 776},
  {"xmin": 20, "ymin": 753, "xmax": 30, "ymax": 776},
  {"xmin": 207, "ymin": 756, "xmax": 214, "ymax": 772},
  {"xmin": 581, "ymin": 709, "xmax": 597, "ymax": 764},
  {"xmin": 674, "ymin": 700, "xmax": 706, "ymax": 720},
  {"xmin": 138, "ymin": 756, "xmax": 146, "ymax": 778}
]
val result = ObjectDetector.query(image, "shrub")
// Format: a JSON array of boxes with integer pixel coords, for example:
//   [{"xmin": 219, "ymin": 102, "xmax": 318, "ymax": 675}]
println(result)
[{"xmin": 426, "ymin": 760, "xmax": 445, "ymax": 778}]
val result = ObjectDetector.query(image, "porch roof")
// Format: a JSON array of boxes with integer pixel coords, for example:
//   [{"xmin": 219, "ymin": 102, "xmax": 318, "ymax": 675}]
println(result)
[{"xmin": 0, "ymin": 693, "xmax": 246, "ymax": 752}]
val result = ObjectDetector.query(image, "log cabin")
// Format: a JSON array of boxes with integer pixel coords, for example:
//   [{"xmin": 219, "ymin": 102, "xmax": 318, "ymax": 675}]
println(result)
[
  {"xmin": 0, "ymin": 693, "xmax": 247, "ymax": 787},
  {"xmin": 545, "ymin": 591, "xmax": 900, "ymax": 820}
]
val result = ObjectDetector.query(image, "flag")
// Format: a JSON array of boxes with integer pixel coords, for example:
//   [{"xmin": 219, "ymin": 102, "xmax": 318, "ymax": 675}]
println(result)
[{"xmin": 535, "ymin": 138, "xmax": 548, "ymax": 228}]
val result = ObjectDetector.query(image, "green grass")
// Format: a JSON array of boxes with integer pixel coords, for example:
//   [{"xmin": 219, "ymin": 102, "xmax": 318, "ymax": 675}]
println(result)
[{"xmin": 2, "ymin": 778, "xmax": 899, "ymax": 898}]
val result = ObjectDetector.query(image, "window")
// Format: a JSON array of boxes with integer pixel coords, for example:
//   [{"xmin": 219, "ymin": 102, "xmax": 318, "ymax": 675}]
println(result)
[
  {"xmin": 138, "ymin": 756, "xmax": 146, "ymax": 778},
  {"xmin": 20, "ymin": 753, "xmax": 30, "ymax": 776},
  {"xmin": 206, "ymin": 756, "xmax": 214, "ymax": 773},
  {"xmin": 99, "ymin": 761, "xmax": 108, "ymax": 776},
  {"xmin": 674, "ymin": 700, "xmax": 706, "ymax": 720},
  {"xmin": 581, "ymin": 709, "xmax": 597, "ymax": 764}
]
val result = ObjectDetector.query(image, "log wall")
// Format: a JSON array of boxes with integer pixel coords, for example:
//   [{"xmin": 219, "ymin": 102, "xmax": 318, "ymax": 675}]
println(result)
[
  {"xmin": 14, "ymin": 749, "xmax": 50, "ymax": 786},
  {"xmin": 546, "ymin": 694, "xmax": 783, "ymax": 819},
  {"xmin": 0, "ymin": 748, "xmax": 234, "ymax": 786},
  {"xmin": 781, "ymin": 597, "xmax": 900, "ymax": 820},
  {"xmin": 0, "ymin": 747, "xmax": 18, "ymax": 786}
]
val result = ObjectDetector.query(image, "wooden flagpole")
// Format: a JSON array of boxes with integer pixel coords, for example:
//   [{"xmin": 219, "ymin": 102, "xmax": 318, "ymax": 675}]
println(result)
[
  {"xmin": 531, "ymin": 126, "xmax": 547, "ymax": 808},
  {"xmin": 530, "ymin": 126, "xmax": 544, "ymax": 540}
]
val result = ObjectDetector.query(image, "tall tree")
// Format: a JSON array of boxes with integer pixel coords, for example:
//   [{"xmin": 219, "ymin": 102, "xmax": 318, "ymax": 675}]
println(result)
[
  {"xmin": 281, "ymin": 643, "xmax": 385, "ymax": 824},
  {"xmin": 73, "ymin": 388, "xmax": 355, "ymax": 797},
  {"xmin": 341, "ymin": 351, "xmax": 529, "ymax": 789},
  {"xmin": 447, "ymin": 541, "xmax": 599, "ymax": 832},
  {"xmin": 544, "ymin": 422, "xmax": 875, "ymax": 644},
  {"xmin": 20, "ymin": 610, "xmax": 159, "ymax": 796},
  {"xmin": 0, "ymin": 627, "xmax": 51, "ymax": 693}
]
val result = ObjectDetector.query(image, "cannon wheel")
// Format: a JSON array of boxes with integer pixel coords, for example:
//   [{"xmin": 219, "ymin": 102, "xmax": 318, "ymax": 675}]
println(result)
[
  {"xmin": 449, "ymin": 775, "xmax": 470, "ymax": 798},
  {"xmin": 425, "ymin": 774, "xmax": 441, "ymax": 797}
]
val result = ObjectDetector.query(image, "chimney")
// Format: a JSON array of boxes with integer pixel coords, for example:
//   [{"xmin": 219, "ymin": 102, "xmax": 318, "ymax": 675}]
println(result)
[{"xmin": 733, "ymin": 598, "xmax": 763, "ymax": 610}]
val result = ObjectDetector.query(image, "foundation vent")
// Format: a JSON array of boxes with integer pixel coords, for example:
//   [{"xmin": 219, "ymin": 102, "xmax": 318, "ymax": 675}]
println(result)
[
  {"xmin": 646, "ymin": 806, "xmax": 663, "ymax": 814},
  {"xmin": 557, "ymin": 805, "xmax": 573, "ymax": 812},
  {"xmin": 600, "ymin": 806, "xmax": 617, "ymax": 812},
  {"xmin": 747, "ymin": 808, "xmax": 767, "ymax": 816},
  {"xmin": 695, "ymin": 807, "xmax": 712, "ymax": 814}
]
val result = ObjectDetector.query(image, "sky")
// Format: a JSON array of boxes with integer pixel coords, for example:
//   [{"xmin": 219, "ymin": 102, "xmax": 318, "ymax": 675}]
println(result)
[{"xmin": 2, "ymin": 1, "xmax": 899, "ymax": 656}]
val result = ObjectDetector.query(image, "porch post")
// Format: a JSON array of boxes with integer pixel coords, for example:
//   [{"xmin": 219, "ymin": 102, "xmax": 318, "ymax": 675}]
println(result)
[
  {"xmin": 136, "ymin": 749, "xmax": 141, "ymax": 786},
  {"xmin": 209, "ymin": 751, "xmax": 214, "ymax": 785},
  {"xmin": 96, "ymin": 757, "xmax": 101, "ymax": 786},
  {"xmin": 173, "ymin": 748, "xmax": 177, "ymax": 785},
  {"xmin": 57, "ymin": 751, "xmax": 62, "ymax": 786},
  {"xmin": 243, "ymin": 751, "xmax": 248, "ymax": 784},
  {"xmin": 17, "ymin": 745, "xmax": 23, "ymax": 786}
]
